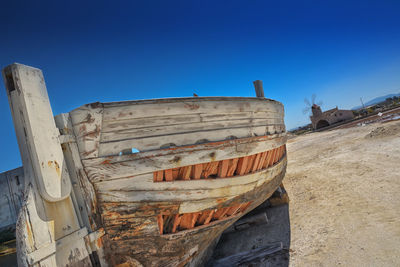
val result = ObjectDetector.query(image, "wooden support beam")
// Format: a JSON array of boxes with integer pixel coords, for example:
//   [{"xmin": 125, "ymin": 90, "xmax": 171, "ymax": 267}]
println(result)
[
  {"xmin": 157, "ymin": 215, "xmax": 163, "ymax": 234},
  {"xmin": 3, "ymin": 63, "xmax": 71, "ymax": 201},
  {"xmin": 204, "ymin": 210, "xmax": 215, "ymax": 224},
  {"xmin": 164, "ymin": 169, "xmax": 173, "ymax": 181},
  {"xmin": 154, "ymin": 171, "xmax": 164, "ymax": 182},
  {"xmin": 192, "ymin": 164, "xmax": 203, "ymax": 179},
  {"xmin": 226, "ymin": 158, "xmax": 239, "ymax": 177},
  {"xmin": 172, "ymin": 214, "xmax": 182, "ymax": 233},
  {"xmin": 218, "ymin": 160, "xmax": 229, "ymax": 178}
]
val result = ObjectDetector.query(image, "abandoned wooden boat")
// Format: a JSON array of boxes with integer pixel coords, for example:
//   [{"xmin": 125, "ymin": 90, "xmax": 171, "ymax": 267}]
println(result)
[{"xmin": 2, "ymin": 63, "xmax": 287, "ymax": 266}]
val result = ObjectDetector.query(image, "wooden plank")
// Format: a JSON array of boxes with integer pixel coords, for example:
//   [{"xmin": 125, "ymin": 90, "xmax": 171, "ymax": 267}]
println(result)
[
  {"xmin": 226, "ymin": 204, "xmax": 242, "ymax": 216},
  {"xmin": 102, "ymin": 97, "xmax": 283, "ymax": 122},
  {"xmin": 245, "ymin": 155, "xmax": 256, "ymax": 174},
  {"xmin": 3, "ymin": 64, "xmax": 72, "ymax": 201},
  {"xmin": 236, "ymin": 157, "xmax": 248, "ymax": 176},
  {"xmin": 102, "ymin": 112, "xmax": 282, "ymax": 132},
  {"xmin": 262, "ymin": 151, "xmax": 271, "ymax": 168},
  {"xmin": 274, "ymin": 146, "xmax": 281, "ymax": 164},
  {"xmin": 100, "ymin": 202, "xmax": 180, "ymax": 221},
  {"xmin": 84, "ymin": 134, "xmax": 287, "ymax": 182},
  {"xmin": 100, "ymin": 118, "xmax": 283, "ymax": 142},
  {"xmin": 239, "ymin": 202, "xmax": 252, "ymax": 212},
  {"xmin": 98, "ymin": 180, "xmax": 260, "ymax": 202},
  {"xmin": 257, "ymin": 151, "xmax": 268, "ymax": 170},
  {"xmin": 70, "ymin": 104, "xmax": 103, "ymax": 160},
  {"xmin": 202, "ymin": 161, "xmax": 219, "ymax": 178},
  {"xmin": 179, "ymin": 166, "xmax": 192, "ymax": 180},
  {"xmin": 251, "ymin": 153, "xmax": 262, "ymax": 173},
  {"xmin": 84, "ymin": 133, "xmax": 285, "ymax": 166},
  {"xmin": 172, "ymin": 214, "xmax": 182, "ymax": 233},
  {"xmin": 204, "ymin": 210, "xmax": 215, "ymax": 224},
  {"xmin": 217, "ymin": 160, "xmax": 230, "ymax": 178},
  {"xmin": 172, "ymin": 168, "xmax": 179, "ymax": 180},
  {"xmin": 164, "ymin": 169, "xmax": 173, "ymax": 181},
  {"xmin": 179, "ymin": 213, "xmax": 193, "ymax": 230},
  {"xmin": 226, "ymin": 158, "xmax": 239, "ymax": 177},
  {"xmin": 267, "ymin": 149, "xmax": 277, "ymax": 167},
  {"xmin": 192, "ymin": 164, "xmax": 203, "ymax": 179},
  {"xmin": 278, "ymin": 146, "xmax": 284, "ymax": 161},
  {"xmin": 99, "ymin": 125, "xmax": 279, "ymax": 156},
  {"xmin": 197, "ymin": 210, "xmax": 212, "ymax": 225},
  {"xmin": 213, "ymin": 207, "xmax": 229, "ymax": 220},
  {"xmin": 157, "ymin": 215, "xmax": 163, "ymax": 234},
  {"xmin": 153, "ymin": 171, "xmax": 164, "ymax": 182},
  {"xmin": 191, "ymin": 212, "xmax": 200, "ymax": 228},
  {"xmin": 95, "ymin": 162, "xmax": 285, "ymax": 193}
]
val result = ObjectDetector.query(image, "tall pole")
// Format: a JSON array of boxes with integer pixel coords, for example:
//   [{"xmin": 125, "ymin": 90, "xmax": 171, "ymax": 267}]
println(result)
[{"xmin": 253, "ymin": 80, "xmax": 265, "ymax": 98}]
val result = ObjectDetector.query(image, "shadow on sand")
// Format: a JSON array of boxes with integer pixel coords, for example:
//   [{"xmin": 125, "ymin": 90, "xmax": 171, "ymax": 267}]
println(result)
[{"xmin": 207, "ymin": 196, "xmax": 291, "ymax": 267}]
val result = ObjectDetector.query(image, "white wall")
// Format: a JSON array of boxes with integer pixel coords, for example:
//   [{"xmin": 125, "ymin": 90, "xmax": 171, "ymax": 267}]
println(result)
[{"xmin": 0, "ymin": 167, "xmax": 24, "ymax": 230}]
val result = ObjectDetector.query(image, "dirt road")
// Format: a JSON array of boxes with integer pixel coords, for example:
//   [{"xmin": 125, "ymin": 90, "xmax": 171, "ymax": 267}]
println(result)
[{"xmin": 285, "ymin": 120, "xmax": 400, "ymax": 266}]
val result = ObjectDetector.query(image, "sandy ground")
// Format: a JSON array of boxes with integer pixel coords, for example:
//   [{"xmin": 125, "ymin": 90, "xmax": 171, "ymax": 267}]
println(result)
[{"xmin": 285, "ymin": 120, "xmax": 400, "ymax": 266}]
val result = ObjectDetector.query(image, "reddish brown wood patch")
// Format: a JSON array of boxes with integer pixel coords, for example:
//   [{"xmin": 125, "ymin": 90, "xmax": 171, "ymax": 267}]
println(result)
[
  {"xmin": 153, "ymin": 145, "xmax": 286, "ymax": 182},
  {"xmin": 158, "ymin": 201, "xmax": 252, "ymax": 234}
]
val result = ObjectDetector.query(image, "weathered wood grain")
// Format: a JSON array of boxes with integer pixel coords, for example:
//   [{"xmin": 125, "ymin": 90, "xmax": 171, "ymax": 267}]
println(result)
[
  {"xmin": 95, "ymin": 159, "xmax": 285, "ymax": 193},
  {"xmin": 83, "ymin": 135, "xmax": 286, "ymax": 182},
  {"xmin": 101, "ymin": 118, "xmax": 282, "ymax": 142},
  {"xmin": 102, "ymin": 97, "xmax": 283, "ymax": 121},
  {"xmin": 95, "ymin": 159, "xmax": 286, "ymax": 202},
  {"xmin": 70, "ymin": 103, "xmax": 103, "ymax": 159},
  {"xmin": 99, "ymin": 125, "xmax": 281, "ymax": 156},
  {"xmin": 3, "ymin": 64, "xmax": 72, "ymax": 201}
]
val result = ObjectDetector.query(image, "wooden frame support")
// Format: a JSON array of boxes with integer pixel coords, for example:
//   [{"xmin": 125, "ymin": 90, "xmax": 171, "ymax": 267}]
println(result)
[{"xmin": 2, "ymin": 63, "xmax": 71, "ymax": 202}]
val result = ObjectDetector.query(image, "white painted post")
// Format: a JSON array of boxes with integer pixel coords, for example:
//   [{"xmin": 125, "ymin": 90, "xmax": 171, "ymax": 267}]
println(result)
[{"xmin": 3, "ymin": 63, "xmax": 71, "ymax": 202}]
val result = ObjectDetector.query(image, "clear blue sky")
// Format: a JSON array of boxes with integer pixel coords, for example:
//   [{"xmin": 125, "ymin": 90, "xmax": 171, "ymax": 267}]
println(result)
[{"xmin": 1, "ymin": 0, "xmax": 400, "ymax": 171}]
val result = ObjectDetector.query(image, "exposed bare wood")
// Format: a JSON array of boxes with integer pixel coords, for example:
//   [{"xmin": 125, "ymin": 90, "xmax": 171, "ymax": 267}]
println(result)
[
  {"xmin": 157, "ymin": 215, "xmax": 163, "ymax": 234},
  {"xmin": 217, "ymin": 160, "xmax": 230, "ymax": 178},
  {"xmin": 204, "ymin": 210, "xmax": 215, "ymax": 225},
  {"xmin": 226, "ymin": 158, "xmax": 239, "ymax": 177},
  {"xmin": 245, "ymin": 155, "xmax": 256, "ymax": 174},
  {"xmin": 252, "ymin": 153, "xmax": 262, "ymax": 173},
  {"xmin": 154, "ymin": 171, "xmax": 164, "ymax": 182},
  {"xmin": 179, "ymin": 166, "xmax": 192, "ymax": 180},
  {"xmin": 172, "ymin": 214, "xmax": 182, "ymax": 233},
  {"xmin": 164, "ymin": 169, "xmax": 173, "ymax": 181},
  {"xmin": 192, "ymin": 164, "xmax": 203, "ymax": 179}
]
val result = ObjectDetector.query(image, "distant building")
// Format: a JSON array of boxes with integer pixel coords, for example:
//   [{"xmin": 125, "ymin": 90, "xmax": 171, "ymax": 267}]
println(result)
[
  {"xmin": 310, "ymin": 104, "xmax": 354, "ymax": 130},
  {"xmin": 0, "ymin": 167, "xmax": 24, "ymax": 231}
]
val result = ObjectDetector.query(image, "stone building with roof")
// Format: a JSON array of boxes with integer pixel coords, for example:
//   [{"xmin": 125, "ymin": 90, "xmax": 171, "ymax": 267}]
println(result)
[{"xmin": 310, "ymin": 104, "xmax": 354, "ymax": 130}]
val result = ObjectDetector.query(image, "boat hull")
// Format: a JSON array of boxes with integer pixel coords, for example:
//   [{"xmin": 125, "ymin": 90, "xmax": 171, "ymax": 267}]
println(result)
[
  {"xmin": 101, "ymin": 159, "xmax": 286, "ymax": 266},
  {"xmin": 3, "ymin": 63, "xmax": 287, "ymax": 267}
]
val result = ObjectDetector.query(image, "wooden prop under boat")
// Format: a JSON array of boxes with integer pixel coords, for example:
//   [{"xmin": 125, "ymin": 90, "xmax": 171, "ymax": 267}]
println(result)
[{"xmin": 2, "ymin": 63, "xmax": 287, "ymax": 267}]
